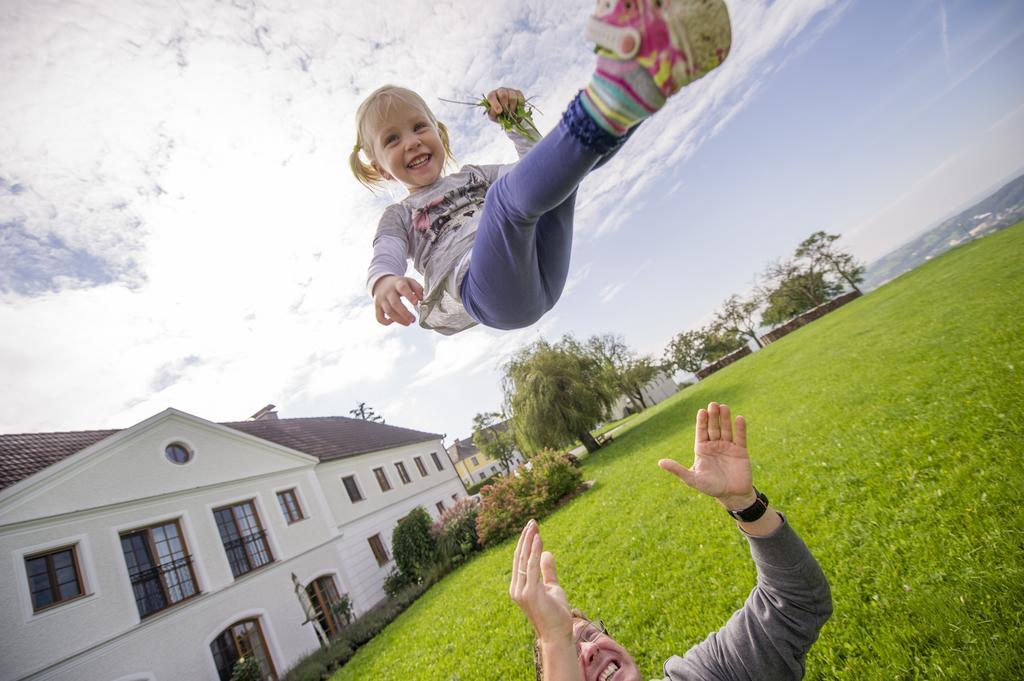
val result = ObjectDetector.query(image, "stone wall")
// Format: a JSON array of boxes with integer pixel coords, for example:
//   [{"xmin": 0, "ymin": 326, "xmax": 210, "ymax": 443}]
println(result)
[
  {"xmin": 759, "ymin": 290, "xmax": 862, "ymax": 345},
  {"xmin": 695, "ymin": 345, "xmax": 752, "ymax": 380}
]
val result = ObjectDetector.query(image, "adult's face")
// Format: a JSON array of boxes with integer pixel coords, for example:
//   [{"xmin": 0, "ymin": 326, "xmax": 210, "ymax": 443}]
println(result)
[{"xmin": 573, "ymin": 618, "xmax": 642, "ymax": 681}]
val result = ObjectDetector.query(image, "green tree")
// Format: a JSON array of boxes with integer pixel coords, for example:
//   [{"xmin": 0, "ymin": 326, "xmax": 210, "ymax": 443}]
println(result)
[
  {"xmin": 714, "ymin": 294, "xmax": 765, "ymax": 348},
  {"xmin": 663, "ymin": 330, "xmax": 709, "ymax": 374},
  {"xmin": 759, "ymin": 259, "xmax": 843, "ymax": 326},
  {"xmin": 472, "ymin": 411, "xmax": 520, "ymax": 474},
  {"xmin": 701, "ymin": 323, "xmax": 747, "ymax": 362},
  {"xmin": 503, "ymin": 336, "xmax": 616, "ymax": 454},
  {"xmin": 795, "ymin": 230, "xmax": 866, "ymax": 294},
  {"xmin": 663, "ymin": 325, "xmax": 745, "ymax": 376},
  {"xmin": 584, "ymin": 334, "xmax": 658, "ymax": 412},
  {"xmin": 391, "ymin": 507, "xmax": 436, "ymax": 581},
  {"xmin": 620, "ymin": 356, "xmax": 660, "ymax": 411},
  {"xmin": 349, "ymin": 402, "xmax": 384, "ymax": 423}
]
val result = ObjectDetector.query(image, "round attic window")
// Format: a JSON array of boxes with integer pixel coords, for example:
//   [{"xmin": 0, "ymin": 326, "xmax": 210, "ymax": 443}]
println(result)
[{"xmin": 165, "ymin": 443, "xmax": 192, "ymax": 465}]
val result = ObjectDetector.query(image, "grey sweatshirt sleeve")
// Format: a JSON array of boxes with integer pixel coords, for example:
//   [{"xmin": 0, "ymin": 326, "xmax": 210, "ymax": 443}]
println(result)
[
  {"xmin": 663, "ymin": 518, "xmax": 832, "ymax": 681},
  {"xmin": 366, "ymin": 204, "xmax": 411, "ymax": 296}
]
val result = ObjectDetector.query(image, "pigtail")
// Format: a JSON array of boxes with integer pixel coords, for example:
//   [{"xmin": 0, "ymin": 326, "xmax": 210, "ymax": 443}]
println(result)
[
  {"xmin": 350, "ymin": 143, "xmax": 386, "ymax": 190},
  {"xmin": 437, "ymin": 121, "xmax": 457, "ymax": 171}
]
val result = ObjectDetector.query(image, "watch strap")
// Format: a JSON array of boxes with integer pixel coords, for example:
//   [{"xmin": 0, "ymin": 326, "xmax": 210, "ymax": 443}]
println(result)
[{"xmin": 727, "ymin": 488, "xmax": 769, "ymax": 522}]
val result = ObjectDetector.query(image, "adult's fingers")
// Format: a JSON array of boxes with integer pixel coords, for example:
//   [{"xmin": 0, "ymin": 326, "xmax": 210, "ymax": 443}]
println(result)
[
  {"xmin": 408, "ymin": 278, "xmax": 424, "ymax": 299},
  {"xmin": 510, "ymin": 521, "xmax": 530, "ymax": 597},
  {"xmin": 659, "ymin": 458, "xmax": 696, "ymax": 488},
  {"xmin": 735, "ymin": 416, "xmax": 747, "ymax": 450},
  {"xmin": 526, "ymin": 532, "xmax": 543, "ymax": 585},
  {"xmin": 707, "ymin": 402, "xmax": 721, "ymax": 440},
  {"xmin": 719, "ymin": 403, "xmax": 733, "ymax": 442},
  {"xmin": 540, "ymin": 551, "xmax": 559, "ymax": 586},
  {"xmin": 695, "ymin": 408, "xmax": 709, "ymax": 446}
]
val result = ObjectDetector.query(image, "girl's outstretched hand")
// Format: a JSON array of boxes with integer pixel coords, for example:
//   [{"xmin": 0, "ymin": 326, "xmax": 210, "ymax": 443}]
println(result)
[
  {"xmin": 659, "ymin": 402, "xmax": 756, "ymax": 510},
  {"xmin": 372, "ymin": 275, "xmax": 423, "ymax": 326},
  {"xmin": 485, "ymin": 87, "xmax": 526, "ymax": 122},
  {"xmin": 509, "ymin": 519, "xmax": 573, "ymax": 644}
]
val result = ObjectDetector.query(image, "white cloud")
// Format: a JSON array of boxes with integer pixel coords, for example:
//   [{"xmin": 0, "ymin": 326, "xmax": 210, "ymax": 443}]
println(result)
[{"xmin": 0, "ymin": 0, "xmax": 847, "ymax": 436}]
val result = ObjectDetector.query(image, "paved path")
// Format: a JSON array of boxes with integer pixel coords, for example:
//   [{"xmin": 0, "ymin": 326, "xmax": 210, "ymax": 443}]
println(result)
[{"xmin": 568, "ymin": 422, "xmax": 631, "ymax": 457}]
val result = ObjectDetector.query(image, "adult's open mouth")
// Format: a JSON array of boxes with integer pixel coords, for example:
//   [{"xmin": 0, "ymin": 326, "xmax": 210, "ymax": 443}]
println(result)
[{"xmin": 598, "ymin": 660, "xmax": 620, "ymax": 681}]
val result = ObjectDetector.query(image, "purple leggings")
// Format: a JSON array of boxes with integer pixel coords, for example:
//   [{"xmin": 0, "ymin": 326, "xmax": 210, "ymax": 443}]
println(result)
[{"xmin": 460, "ymin": 94, "xmax": 630, "ymax": 330}]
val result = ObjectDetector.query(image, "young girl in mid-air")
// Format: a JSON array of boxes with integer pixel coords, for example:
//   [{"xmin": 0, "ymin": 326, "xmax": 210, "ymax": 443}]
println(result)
[{"xmin": 351, "ymin": 1, "xmax": 732, "ymax": 335}]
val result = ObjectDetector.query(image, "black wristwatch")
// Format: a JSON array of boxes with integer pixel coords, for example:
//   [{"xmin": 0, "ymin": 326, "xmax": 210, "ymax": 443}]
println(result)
[{"xmin": 726, "ymin": 488, "xmax": 769, "ymax": 522}]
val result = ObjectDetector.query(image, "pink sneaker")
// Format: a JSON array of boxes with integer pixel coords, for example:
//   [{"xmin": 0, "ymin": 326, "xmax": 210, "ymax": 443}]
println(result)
[{"xmin": 585, "ymin": 0, "xmax": 732, "ymax": 97}]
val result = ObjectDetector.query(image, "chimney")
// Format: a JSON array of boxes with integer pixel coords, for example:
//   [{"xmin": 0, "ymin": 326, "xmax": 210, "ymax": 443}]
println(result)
[{"xmin": 249, "ymin": 404, "xmax": 278, "ymax": 421}]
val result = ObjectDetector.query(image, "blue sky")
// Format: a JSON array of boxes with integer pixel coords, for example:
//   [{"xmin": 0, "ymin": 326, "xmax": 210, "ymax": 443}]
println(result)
[{"xmin": 1, "ymin": 0, "xmax": 1022, "ymax": 444}]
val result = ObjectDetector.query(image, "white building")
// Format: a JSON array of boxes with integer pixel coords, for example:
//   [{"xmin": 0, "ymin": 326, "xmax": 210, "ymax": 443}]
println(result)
[
  {"xmin": 606, "ymin": 372, "xmax": 679, "ymax": 421},
  {"xmin": 0, "ymin": 407, "xmax": 466, "ymax": 681}
]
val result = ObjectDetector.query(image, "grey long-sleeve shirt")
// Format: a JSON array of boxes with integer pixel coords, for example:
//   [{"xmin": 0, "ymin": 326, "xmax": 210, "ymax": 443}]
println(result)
[
  {"xmin": 366, "ymin": 131, "xmax": 535, "ymax": 335},
  {"xmin": 663, "ymin": 518, "xmax": 832, "ymax": 680}
]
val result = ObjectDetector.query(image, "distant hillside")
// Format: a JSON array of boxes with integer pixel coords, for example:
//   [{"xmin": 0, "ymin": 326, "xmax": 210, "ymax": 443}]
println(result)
[{"xmin": 863, "ymin": 171, "xmax": 1024, "ymax": 289}]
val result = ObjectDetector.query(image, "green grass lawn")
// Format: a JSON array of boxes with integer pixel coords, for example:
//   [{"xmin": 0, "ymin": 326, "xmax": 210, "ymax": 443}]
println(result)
[{"xmin": 333, "ymin": 223, "xmax": 1024, "ymax": 680}]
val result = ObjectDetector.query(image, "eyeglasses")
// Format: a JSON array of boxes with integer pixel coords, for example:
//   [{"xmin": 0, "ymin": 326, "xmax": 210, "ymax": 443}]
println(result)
[{"xmin": 574, "ymin": 619, "xmax": 609, "ymax": 656}]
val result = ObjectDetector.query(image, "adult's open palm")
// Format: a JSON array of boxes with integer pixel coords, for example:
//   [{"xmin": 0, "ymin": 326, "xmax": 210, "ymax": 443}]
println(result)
[{"xmin": 660, "ymin": 402, "xmax": 753, "ymax": 503}]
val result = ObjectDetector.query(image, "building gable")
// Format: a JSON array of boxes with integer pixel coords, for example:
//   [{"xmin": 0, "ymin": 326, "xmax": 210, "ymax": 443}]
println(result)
[{"xmin": 0, "ymin": 409, "xmax": 317, "ymax": 525}]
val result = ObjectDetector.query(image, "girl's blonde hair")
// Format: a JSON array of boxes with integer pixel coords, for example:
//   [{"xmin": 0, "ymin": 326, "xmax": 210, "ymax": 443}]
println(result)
[{"xmin": 349, "ymin": 85, "xmax": 455, "ymax": 190}]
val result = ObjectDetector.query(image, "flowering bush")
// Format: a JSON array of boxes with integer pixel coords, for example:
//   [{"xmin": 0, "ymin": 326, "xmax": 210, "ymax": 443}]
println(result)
[
  {"xmin": 430, "ymin": 497, "xmax": 480, "ymax": 565},
  {"xmin": 476, "ymin": 450, "xmax": 582, "ymax": 547}
]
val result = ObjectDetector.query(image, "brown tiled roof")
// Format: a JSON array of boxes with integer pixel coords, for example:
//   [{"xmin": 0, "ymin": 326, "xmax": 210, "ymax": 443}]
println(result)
[
  {"xmin": 0, "ymin": 416, "xmax": 442, "ymax": 492},
  {"xmin": 0, "ymin": 429, "xmax": 120, "ymax": 492},
  {"xmin": 222, "ymin": 416, "xmax": 441, "ymax": 463}
]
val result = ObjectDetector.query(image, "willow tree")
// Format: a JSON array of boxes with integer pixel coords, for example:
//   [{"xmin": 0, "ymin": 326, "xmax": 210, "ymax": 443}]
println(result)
[{"xmin": 503, "ymin": 337, "xmax": 616, "ymax": 454}]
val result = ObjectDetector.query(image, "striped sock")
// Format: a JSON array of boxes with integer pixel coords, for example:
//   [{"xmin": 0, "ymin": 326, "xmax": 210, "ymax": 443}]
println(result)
[{"xmin": 581, "ymin": 53, "xmax": 666, "ymax": 136}]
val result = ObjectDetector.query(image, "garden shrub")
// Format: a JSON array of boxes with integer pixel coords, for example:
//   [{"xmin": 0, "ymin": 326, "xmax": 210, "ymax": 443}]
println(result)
[
  {"xmin": 391, "ymin": 507, "xmax": 437, "ymax": 581},
  {"xmin": 230, "ymin": 655, "xmax": 262, "ymax": 681},
  {"xmin": 466, "ymin": 474, "xmax": 500, "ymax": 495},
  {"xmin": 330, "ymin": 592, "xmax": 353, "ymax": 627},
  {"xmin": 532, "ymin": 449, "xmax": 582, "ymax": 503},
  {"xmin": 281, "ymin": 648, "xmax": 329, "ymax": 681},
  {"xmin": 476, "ymin": 451, "xmax": 582, "ymax": 547},
  {"xmin": 430, "ymin": 497, "xmax": 481, "ymax": 565},
  {"xmin": 383, "ymin": 568, "xmax": 416, "ymax": 598}
]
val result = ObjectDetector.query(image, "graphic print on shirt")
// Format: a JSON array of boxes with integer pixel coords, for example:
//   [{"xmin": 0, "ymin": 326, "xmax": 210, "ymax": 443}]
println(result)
[{"xmin": 411, "ymin": 177, "xmax": 489, "ymax": 245}]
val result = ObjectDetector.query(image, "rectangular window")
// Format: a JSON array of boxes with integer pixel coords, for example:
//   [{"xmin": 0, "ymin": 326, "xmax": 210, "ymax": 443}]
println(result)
[
  {"xmin": 25, "ymin": 546, "xmax": 84, "ymax": 612},
  {"xmin": 431, "ymin": 451, "xmax": 444, "ymax": 471},
  {"xmin": 120, "ymin": 520, "xmax": 199, "ymax": 618},
  {"xmin": 214, "ymin": 501, "xmax": 274, "ymax": 579},
  {"xmin": 413, "ymin": 456, "xmax": 428, "ymax": 477},
  {"xmin": 470, "ymin": 455, "xmax": 479, "ymax": 466},
  {"xmin": 479, "ymin": 472, "xmax": 487, "ymax": 481},
  {"xmin": 395, "ymin": 461, "xmax": 411, "ymax": 485},
  {"xmin": 342, "ymin": 475, "xmax": 364, "ymax": 502},
  {"xmin": 276, "ymin": 489, "xmax": 305, "ymax": 524},
  {"xmin": 435, "ymin": 501, "xmax": 445, "ymax": 514},
  {"xmin": 373, "ymin": 467, "xmax": 392, "ymax": 492},
  {"xmin": 368, "ymin": 534, "xmax": 390, "ymax": 566}
]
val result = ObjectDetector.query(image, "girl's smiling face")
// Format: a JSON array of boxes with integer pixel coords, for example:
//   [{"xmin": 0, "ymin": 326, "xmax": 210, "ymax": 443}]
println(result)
[{"xmin": 368, "ymin": 98, "xmax": 445, "ymax": 191}]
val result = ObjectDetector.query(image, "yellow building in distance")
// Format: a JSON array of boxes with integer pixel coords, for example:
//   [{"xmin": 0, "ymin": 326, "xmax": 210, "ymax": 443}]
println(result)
[{"xmin": 445, "ymin": 428, "xmax": 525, "ymax": 487}]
